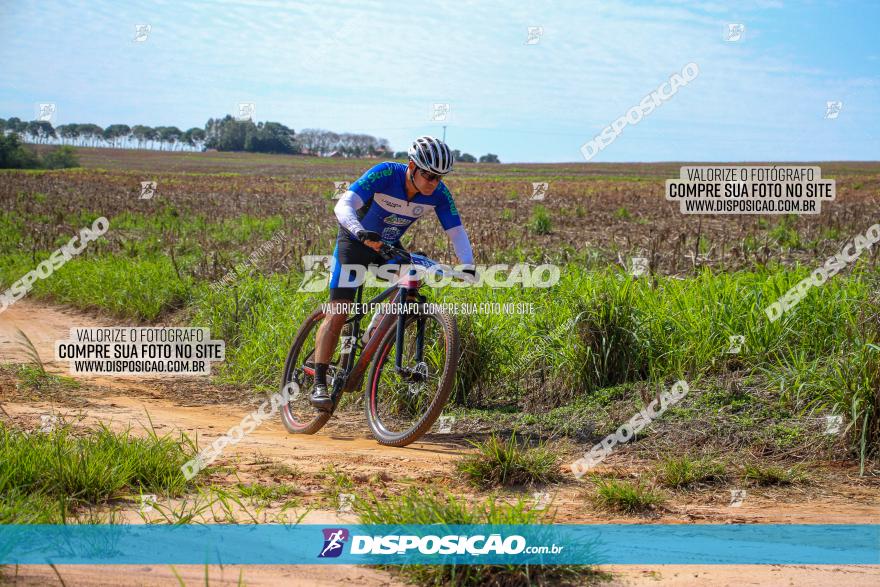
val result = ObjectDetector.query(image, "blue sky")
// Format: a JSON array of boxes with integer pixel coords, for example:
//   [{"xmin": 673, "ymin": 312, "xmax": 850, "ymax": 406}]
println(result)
[{"xmin": 1, "ymin": 0, "xmax": 877, "ymax": 162}]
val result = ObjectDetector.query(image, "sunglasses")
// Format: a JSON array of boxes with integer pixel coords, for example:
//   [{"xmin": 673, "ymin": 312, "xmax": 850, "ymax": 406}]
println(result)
[{"xmin": 417, "ymin": 168, "xmax": 444, "ymax": 182}]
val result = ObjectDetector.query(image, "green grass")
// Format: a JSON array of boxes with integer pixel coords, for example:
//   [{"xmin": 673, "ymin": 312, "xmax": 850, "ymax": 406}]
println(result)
[
  {"xmin": 186, "ymin": 260, "xmax": 880, "ymax": 463},
  {"xmin": 528, "ymin": 204, "xmax": 552, "ymax": 235},
  {"xmin": 0, "ymin": 212, "xmax": 26, "ymax": 252},
  {"xmin": 355, "ymin": 488, "xmax": 546, "ymax": 526},
  {"xmin": 743, "ymin": 463, "xmax": 805, "ymax": 486},
  {"xmin": 258, "ymin": 462, "xmax": 302, "ymax": 478},
  {"xmin": 354, "ymin": 488, "xmax": 603, "ymax": 586},
  {"xmin": 760, "ymin": 332, "xmax": 880, "ymax": 472},
  {"xmin": 320, "ymin": 464, "xmax": 356, "ymax": 505},
  {"xmin": 456, "ymin": 432, "xmax": 563, "ymax": 488},
  {"xmin": 614, "ymin": 206, "xmax": 631, "ymax": 220},
  {"xmin": 590, "ymin": 478, "xmax": 666, "ymax": 514},
  {"xmin": 821, "ymin": 227, "xmax": 842, "ymax": 241},
  {"xmin": 6, "ymin": 363, "xmax": 79, "ymax": 392},
  {"xmin": 769, "ymin": 215, "xmax": 802, "ymax": 249},
  {"xmin": 656, "ymin": 456, "xmax": 727, "ymax": 488},
  {"xmin": 193, "ymin": 275, "xmax": 321, "ymax": 387},
  {"xmin": 1, "ymin": 251, "xmax": 192, "ymax": 321},
  {"xmin": 235, "ymin": 482, "xmax": 300, "ymax": 505},
  {"xmin": 109, "ymin": 209, "xmax": 284, "ymax": 251},
  {"xmin": 0, "ymin": 490, "xmax": 68, "ymax": 524},
  {"xmin": 0, "ymin": 420, "xmax": 196, "ymax": 523},
  {"xmin": 769, "ymin": 422, "xmax": 806, "ymax": 449},
  {"xmin": 0, "ymin": 208, "xmax": 285, "ymax": 321},
  {"xmin": 3, "ymin": 204, "xmax": 880, "ymax": 466},
  {"xmin": 698, "ymin": 236, "xmax": 711, "ymax": 254}
]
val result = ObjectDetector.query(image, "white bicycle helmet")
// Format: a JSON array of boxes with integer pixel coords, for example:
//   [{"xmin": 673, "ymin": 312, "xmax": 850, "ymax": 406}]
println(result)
[{"xmin": 408, "ymin": 136, "xmax": 453, "ymax": 175}]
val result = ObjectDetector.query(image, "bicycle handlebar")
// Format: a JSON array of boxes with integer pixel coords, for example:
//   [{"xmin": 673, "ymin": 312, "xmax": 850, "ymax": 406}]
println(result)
[
  {"xmin": 339, "ymin": 226, "xmax": 475, "ymax": 283},
  {"xmin": 378, "ymin": 242, "xmax": 411, "ymax": 262}
]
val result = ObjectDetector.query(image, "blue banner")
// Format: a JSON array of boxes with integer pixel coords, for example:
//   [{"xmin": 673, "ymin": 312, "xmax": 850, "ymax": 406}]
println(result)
[{"xmin": 1, "ymin": 524, "xmax": 877, "ymax": 565}]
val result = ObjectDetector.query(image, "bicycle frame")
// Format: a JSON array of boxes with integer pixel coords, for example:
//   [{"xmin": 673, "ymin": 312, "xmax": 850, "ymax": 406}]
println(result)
[
  {"xmin": 328, "ymin": 263, "xmax": 429, "ymax": 400},
  {"xmin": 297, "ymin": 226, "xmax": 468, "ymax": 409}
]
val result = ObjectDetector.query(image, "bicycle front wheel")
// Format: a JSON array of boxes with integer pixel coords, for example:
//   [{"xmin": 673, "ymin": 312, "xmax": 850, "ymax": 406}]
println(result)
[{"xmin": 365, "ymin": 307, "xmax": 459, "ymax": 447}]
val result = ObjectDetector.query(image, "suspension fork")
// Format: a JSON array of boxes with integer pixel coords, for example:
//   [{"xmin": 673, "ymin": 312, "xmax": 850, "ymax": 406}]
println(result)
[{"xmin": 394, "ymin": 288, "xmax": 427, "ymax": 371}]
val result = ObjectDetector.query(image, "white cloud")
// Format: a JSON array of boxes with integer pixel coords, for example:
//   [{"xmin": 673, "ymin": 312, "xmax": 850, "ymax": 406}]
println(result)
[{"xmin": 0, "ymin": 0, "xmax": 875, "ymax": 161}]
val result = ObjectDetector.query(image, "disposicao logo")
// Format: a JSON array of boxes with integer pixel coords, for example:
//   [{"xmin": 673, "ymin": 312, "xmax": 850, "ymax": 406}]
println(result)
[
  {"xmin": 317, "ymin": 530, "xmax": 562, "ymax": 558},
  {"xmin": 350, "ymin": 534, "xmax": 529, "ymax": 555},
  {"xmin": 318, "ymin": 528, "xmax": 349, "ymax": 558}
]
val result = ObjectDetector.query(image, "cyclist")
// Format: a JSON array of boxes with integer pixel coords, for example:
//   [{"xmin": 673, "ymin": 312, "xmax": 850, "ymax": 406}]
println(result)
[{"xmin": 309, "ymin": 136, "xmax": 475, "ymax": 409}]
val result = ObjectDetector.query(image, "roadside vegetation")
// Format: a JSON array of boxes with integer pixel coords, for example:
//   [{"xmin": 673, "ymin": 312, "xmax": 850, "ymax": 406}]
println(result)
[
  {"xmin": 589, "ymin": 477, "xmax": 666, "ymax": 514},
  {"xmin": 0, "ymin": 133, "xmax": 78, "ymax": 170},
  {"xmin": 655, "ymin": 456, "xmax": 728, "ymax": 489},
  {"xmin": 456, "ymin": 432, "xmax": 563, "ymax": 488},
  {"xmin": 742, "ymin": 463, "xmax": 807, "ymax": 486},
  {"xmin": 354, "ymin": 488, "xmax": 605, "ymax": 586},
  {"xmin": 0, "ymin": 420, "xmax": 196, "ymax": 523},
  {"xmin": 2, "ymin": 157, "xmax": 879, "ymax": 472}
]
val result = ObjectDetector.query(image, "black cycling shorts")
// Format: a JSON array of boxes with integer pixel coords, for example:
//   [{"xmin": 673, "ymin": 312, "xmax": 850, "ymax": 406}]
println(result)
[{"xmin": 328, "ymin": 233, "xmax": 387, "ymax": 301}]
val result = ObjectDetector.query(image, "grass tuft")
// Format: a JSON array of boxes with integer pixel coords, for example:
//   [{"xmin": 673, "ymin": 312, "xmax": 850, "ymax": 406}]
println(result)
[
  {"xmin": 743, "ymin": 463, "xmax": 805, "ymax": 486},
  {"xmin": 456, "ymin": 432, "xmax": 563, "ymax": 488},
  {"xmin": 235, "ymin": 482, "xmax": 300, "ymax": 505},
  {"xmin": 656, "ymin": 456, "xmax": 727, "ymax": 489},
  {"xmin": 591, "ymin": 477, "xmax": 665, "ymax": 514},
  {"xmin": 355, "ymin": 488, "xmax": 604, "ymax": 586},
  {"xmin": 320, "ymin": 464, "xmax": 356, "ymax": 505},
  {"xmin": 528, "ymin": 205, "xmax": 553, "ymax": 235},
  {"xmin": 8, "ymin": 363, "xmax": 79, "ymax": 392},
  {"xmin": 0, "ymin": 420, "xmax": 196, "ymax": 523}
]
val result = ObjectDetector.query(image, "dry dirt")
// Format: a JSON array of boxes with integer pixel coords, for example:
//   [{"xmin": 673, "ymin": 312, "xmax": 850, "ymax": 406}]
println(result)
[{"xmin": 1, "ymin": 300, "xmax": 878, "ymax": 586}]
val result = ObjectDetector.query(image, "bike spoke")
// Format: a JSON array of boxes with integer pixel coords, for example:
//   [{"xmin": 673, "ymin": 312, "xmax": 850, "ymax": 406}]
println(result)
[
  {"xmin": 370, "ymin": 315, "xmax": 448, "ymax": 437},
  {"xmin": 280, "ymin": 312, "xmax": 345, "ymax": 432}
]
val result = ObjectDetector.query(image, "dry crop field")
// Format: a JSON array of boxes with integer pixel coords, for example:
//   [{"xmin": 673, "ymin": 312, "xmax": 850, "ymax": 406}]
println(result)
[
  {"xmin": 1, "ymin": 148, "xmax": 879, "ymax": 586},
  {"xmin": 10, "ymin": 147, "xmax": 880, "ymax": 273}
]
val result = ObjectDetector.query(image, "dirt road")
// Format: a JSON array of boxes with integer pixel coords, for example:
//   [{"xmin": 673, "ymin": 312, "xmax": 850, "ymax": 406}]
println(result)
[{"xmin": 1, "ymin": 300, "xmax": 878, "ymax": 586}]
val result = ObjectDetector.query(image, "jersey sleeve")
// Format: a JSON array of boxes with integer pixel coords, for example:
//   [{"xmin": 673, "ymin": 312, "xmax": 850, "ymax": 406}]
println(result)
[
  {"xmin": 348, "ymin": 162, "xmax": 395, "ymax": 203},
  {"xmin": 433, "ymin": 182, "xmax": 463, "ymax": 230},
  {"xmin": 334, "ymin": 190, "xmax": 366, "ymax": 236},
  {"xmin": 446, "ymin": 225, "xmax": 474, "ymax": 265}
]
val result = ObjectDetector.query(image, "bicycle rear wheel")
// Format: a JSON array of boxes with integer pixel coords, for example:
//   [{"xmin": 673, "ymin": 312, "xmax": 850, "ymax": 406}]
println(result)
[
  {"xmin": 365, "ymin": 307, "xmax": 459, "ymax": 447},
  {"xmin": 279, "ymin": 309, "xmax": 339, "ymax": 434}
]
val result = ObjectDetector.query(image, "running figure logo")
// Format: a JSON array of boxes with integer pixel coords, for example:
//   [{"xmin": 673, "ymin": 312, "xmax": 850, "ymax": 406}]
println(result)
[
  {"xmin": 298, "ymin": 254, "xmax": 333, "ymax": 293},
  {"xmin": 318, "ymin": 528, "xmax": 349, "ymax": 558}
]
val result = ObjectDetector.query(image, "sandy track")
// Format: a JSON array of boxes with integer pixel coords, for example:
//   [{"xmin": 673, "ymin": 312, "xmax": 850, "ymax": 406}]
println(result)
[
  {"xmin": 0, "ymin": 300, "xmax": 464, "ymax": 475},
  {"xmin": 2, "ymin": 564, "xmax": 405, "ymax": 587},
  {"xmin": 7, "ymin": 563, "xmax": 880, "ymax": 587}
]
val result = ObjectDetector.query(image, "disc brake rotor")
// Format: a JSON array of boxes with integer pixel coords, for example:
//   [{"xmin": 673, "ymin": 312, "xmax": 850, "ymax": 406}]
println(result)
[{"xmin": 407, "ymin": 361, "xmax": 429, "ymax": 395}]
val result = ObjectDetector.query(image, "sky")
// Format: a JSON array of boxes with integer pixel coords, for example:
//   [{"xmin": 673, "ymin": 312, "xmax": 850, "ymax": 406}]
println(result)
[{"xmin": 1, "ymin": 0, "xmax": 878, "ymax": 163}]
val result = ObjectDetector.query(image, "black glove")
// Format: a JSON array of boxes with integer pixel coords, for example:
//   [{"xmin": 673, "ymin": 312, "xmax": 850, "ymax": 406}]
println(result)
[{"xmin": 356, "ymin": 230, "xmax": 381, "ymax": 244}]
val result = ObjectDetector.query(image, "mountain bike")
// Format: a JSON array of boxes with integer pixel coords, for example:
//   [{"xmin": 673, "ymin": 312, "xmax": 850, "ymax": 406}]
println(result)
[{"xmin": 279, "ymin": 243, "xmax": 468, "ymax": 447}]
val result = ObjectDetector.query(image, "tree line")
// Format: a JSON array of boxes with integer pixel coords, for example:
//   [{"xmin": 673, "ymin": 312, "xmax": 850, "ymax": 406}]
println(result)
[
  {"xmin": 0, "ymin": 115, "xmax": 500, "ymax": 161},
  {"xmin": 0, "ymin": 133, "xmax": 79, "ymax": 170},
  {"xmin": 0, "ymin": 117, "xmax": 208, "ymax": 151}
]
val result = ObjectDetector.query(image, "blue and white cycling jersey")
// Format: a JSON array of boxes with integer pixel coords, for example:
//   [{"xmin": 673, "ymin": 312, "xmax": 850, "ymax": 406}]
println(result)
[{"xmin": 339, "ymin": 162, "xmax": 463, "ymax": 245}]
